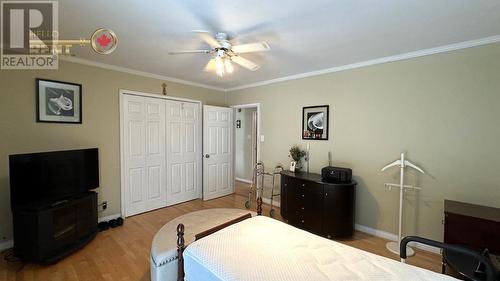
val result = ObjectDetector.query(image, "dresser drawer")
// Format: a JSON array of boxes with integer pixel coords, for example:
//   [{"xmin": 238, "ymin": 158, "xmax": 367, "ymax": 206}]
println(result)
[
  {"xmin": 289, "ymin": 191, "xmax": 323, "ymax": 234},
  {"xmin": 288, "ymin": 177, "xmax": 323, "ymax": 194},
  {"xmin": 280, "ymin": 171, "xmax": 355, "ymax": 238},
  {"xmin": 291, "ymin": 211, "xmax": 322, "ymax": 235}
]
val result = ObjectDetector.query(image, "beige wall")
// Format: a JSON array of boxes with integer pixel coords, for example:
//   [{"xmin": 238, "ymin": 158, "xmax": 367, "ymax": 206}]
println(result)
[
  {"xmin": 2, "ymin": 43, "xmax": 499, "ymax": 244},
  {"xmin": 0, "ymin": 61, "xmax": 225, "ymax": 242},
  {"xmin": 227, "ymin": 43, "xmax": 500, "ymax": 241}
]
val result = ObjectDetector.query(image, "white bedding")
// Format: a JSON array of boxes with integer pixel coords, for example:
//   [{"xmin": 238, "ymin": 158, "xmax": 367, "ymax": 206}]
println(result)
[{"xmin": 184, "ymin": 216, "xmax": 457, "ymax": 281}]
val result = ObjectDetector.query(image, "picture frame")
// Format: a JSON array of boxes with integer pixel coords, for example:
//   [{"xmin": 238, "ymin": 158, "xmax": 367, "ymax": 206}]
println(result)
[
  {"xmin": 36, "ymin": 78, "xmax": 82, "ymax": 124},
  {"xmin": 302, "ymin": 105, "xmax": 329, "ymax": 140}
]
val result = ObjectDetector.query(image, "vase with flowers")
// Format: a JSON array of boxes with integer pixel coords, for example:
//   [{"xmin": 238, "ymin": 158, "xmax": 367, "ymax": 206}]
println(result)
[{"xmin": 289, "ymin": 145, "xmax": 306, "ymax": 172}]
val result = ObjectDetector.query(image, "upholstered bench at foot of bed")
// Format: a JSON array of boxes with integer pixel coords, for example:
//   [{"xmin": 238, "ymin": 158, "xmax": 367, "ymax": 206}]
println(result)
[{"xmin": 150, "ymin": 208, "xmax": 256, "ymax": 281}]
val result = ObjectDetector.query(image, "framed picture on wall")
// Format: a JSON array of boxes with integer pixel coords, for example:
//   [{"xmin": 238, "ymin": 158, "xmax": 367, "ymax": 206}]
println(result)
[
  {"xmin": 302, "ymin": 105, "xmax": 329, "ymax": 140},
  {"xmin": 36, "ymin": 78, "xmax": 82, "ymax": 124}
]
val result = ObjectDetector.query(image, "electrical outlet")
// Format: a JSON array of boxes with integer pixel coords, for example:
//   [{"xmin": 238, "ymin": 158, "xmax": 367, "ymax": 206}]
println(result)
[{"xmin": 102, "ymin": 201, "xmax": 107, "ymax": 210}]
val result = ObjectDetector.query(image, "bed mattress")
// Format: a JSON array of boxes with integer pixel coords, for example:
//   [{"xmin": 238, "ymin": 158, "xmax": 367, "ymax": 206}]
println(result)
[{"xmin": 183, "ymin": 216, "xmax": 457, "ymax": 281}]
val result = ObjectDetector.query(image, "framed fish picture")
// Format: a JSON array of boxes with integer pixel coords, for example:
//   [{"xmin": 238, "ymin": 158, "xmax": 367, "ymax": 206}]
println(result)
[
  {"xmin": 36, "ymin": 79, "xmax": 82, "ymax": 124},
  {"xmin": 302, "ymin": 105, "xmax": 329, "ymax": 140}
]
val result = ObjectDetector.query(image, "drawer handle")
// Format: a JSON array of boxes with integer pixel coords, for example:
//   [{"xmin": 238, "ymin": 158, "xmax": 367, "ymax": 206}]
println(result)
[
  {"xmin": 284, "ymin": 183, "xmax": 287, "ymax": 186},
  {"xmin": 301, "ymin": 207, "xmax": 305, "ymax": 210},
  {"xmin": 301, "ymin": 184, "xmax": 305, "ymax": 187},
  {"xmin": 301, "ymin": 220, "xmax": 305, "ymax": 223},
  {"xmin": 301, "ymin": 194, "xmax": 305, "ymax": 198}
]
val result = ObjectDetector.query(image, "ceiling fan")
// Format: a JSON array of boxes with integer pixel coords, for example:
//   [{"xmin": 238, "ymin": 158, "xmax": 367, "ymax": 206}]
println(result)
[{"xmin": 169, "ymin": 31, "xmax": 270, "ymax": 77}]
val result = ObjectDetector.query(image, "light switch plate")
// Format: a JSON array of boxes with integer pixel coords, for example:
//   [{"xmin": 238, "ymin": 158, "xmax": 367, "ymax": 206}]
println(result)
[{"xmin": 260, "ymin": 135, "xmax": 265, "ymax": 142}]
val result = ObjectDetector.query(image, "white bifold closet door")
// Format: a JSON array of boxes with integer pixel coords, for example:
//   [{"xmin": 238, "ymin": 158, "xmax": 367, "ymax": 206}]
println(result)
[
  {"xmin": 121, "ymin": 93, "xmax": 201, "ymax": 217},
  {"xmin": 165, "ymin": 101, "xmax": 200, "ymax": 205},
  {"xmin": 203, "ymin": 105, "xmax": 234, "ymax": 200},
  {"xmin": 122, "ymin": 94, "xmax": 167, "ymax": 216}
]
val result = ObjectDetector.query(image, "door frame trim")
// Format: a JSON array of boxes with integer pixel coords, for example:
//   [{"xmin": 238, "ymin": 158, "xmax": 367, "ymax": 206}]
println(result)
[
  {"xmin": 119, "ymin": 89, "xmax": 203, "ymax": 218},
  {"xmin": 230, "ymin": 103, "xmax": 261, "ymax": 188}
]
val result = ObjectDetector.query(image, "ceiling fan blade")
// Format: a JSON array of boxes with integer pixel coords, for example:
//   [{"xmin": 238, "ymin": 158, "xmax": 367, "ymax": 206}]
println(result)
[
  {"xmin": 231, "ymin": 56, "xmax": 260, "ymax": 71},
  {"xmin": 204, "ymin": 58, "xmax": 216, "ymax": 72},
  {"xmin": 168, "ymin": 50, "xmax": 211, "ymax": 55},
  {"xmin": 231, "ymin": 42, "xmax": 270, "ymax": 54},
  {"xmin": 193, "ymin": 30, "xmax": 221, "ymax": 48}
]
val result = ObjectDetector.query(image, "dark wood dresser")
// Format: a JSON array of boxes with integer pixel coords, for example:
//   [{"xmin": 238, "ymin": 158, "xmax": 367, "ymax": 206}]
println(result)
[
  {"xmin": 280, "ymin": 171, "xmax": 356, "ymax": 238},
  {"xmin": 444, "ymin": 200, "xmax": 500, "ymax": 254},
  {"xmin": 443, "ymin": 200, "xmax": 500, "ymax": 279}
]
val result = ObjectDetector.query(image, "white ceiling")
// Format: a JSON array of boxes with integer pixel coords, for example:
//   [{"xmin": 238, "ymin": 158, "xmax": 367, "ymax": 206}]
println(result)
[{"xmin": 60, "ymin": 0, "xmax": 500, "ymax": 90}]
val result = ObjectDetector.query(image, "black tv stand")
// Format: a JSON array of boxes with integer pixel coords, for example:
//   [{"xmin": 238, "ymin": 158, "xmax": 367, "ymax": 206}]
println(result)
[{"xmin": 12, "ymin": 191, "xmax": 98, "ymax": 263}]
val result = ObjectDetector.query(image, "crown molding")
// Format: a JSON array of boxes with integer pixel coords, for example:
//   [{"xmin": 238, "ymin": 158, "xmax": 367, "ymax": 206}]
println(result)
[
  {"xmin": 59, "ymin": 35, "xmax": 500, "ymax": 93},
  {"xmin": 59, "ymin": 56, "xmax": 226, "ymax": 92},
  {"xmin": 225, "ymin": 35, "xmax": 500, "ymax": 92}
]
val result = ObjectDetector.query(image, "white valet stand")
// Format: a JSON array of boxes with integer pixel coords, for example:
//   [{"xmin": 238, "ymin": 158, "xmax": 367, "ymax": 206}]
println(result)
[{"xmin": 381, "ymin": 152, "xmax": 425, "ymax": 256}]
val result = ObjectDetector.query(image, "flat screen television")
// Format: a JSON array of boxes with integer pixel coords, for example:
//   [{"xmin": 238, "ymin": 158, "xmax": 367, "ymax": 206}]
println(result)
[{"xmin": 9, "ymin": 148, "xmax": 99, "ymax": 209}]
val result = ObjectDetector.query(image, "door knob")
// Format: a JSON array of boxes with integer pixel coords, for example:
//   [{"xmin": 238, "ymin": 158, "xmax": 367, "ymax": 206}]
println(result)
[{"xmin": 205, "ymin": 154, "xmax": 210, "ymax": 158}]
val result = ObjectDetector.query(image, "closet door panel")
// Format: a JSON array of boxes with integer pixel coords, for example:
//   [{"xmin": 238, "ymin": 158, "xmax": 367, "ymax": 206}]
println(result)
[
  {"xmin": 166, "ymin": 101, "xmax": 200, "ymax": 205},
  {"xmin": 144, "ymin": 99, "xmax": 167, "ymax": 211},
  {"xmin": 171, "ymin": 163, "xmax": 183, "ymax": 195},
  {"xmin": 147, "ymin": 166, "xmax": 161, "ymax": 199},
  {"xmin": 122, "ymin": 94, "xmax": 166, "ymax": 216},
  {"xmin": 123, "ymin": 95, "xmax": 146, "ymax": 216},
  {"xmin": 129, "ymin": 168, "xmax": 144, "ymax": 203},
  {"xmin": 181, "ymin": 103, "xmax": 199, "ymax": 200},
  {"xmin": 185, "ymin": 162, "xmax": 196, "ymax": 192},
  {"xmin": 166, "ymin": 100, "xmax": 183, "ymax": 206},
  {"xmin": 170, "ymin": 122, "xmax": 182, "ymax": 155}
]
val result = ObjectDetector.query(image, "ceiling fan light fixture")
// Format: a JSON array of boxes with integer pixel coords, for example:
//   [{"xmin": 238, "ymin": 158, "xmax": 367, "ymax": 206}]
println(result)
[
  {"xmin": 224, "ymin": 58, "xmax": 234, "ymax": 73},
  {"xmin": 169, "ymin": 31, "xmax": 268, "ymax": 77},
  {"xmin": 215, "ymin": 55, "xmax": 225, "ymax": 77}
]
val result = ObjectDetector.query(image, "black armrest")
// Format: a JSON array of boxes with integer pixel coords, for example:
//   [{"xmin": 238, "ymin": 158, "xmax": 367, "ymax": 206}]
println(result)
[{"xmin": 400, "ymin": 236, "xmax": 496, "ymax": 281}]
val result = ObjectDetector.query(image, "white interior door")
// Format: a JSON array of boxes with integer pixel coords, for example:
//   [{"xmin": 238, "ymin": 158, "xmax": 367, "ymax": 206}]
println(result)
[
  {"xmin": 203, "ymin": 105, "xmax": 234, "ymax": 200},
  {"xmin": 122, "ymin": 94, "xmax": 167, "ymax": 217},
  {"xmin": 166, "ymin": 101, "xmax": 201, "ymax": 205}
]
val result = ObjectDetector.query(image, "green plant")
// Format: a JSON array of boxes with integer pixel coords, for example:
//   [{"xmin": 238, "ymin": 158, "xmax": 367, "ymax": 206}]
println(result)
[{"xmin": 289, "ymin": 145, "xmax": 306, "ymax": 162}]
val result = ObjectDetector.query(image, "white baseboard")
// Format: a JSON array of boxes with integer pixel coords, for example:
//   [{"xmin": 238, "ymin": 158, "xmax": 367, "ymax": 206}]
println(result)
[
  {"xmin": 98, "ymin": 213, "xmax": 122, "ymax": 223},
  {"xmin": 355, "ymin": 224, "xmax": 440, "ymax": 254},
  {"xmin": 235, "ymin": 177, "xmax": 252, "ymax": 184},
  {"xmin": 262, "ymin": 197, "xmax": 281, "ymax": 208},
  {"xmin": 0, "ymin": 239, "xmax": 13, "ymax": 251}
]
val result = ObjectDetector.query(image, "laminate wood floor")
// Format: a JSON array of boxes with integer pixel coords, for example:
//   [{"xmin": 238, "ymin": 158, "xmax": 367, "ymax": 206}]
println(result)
[{"xmin": 1, "ymin": 181, "xmax": 442, "ymax": 280}]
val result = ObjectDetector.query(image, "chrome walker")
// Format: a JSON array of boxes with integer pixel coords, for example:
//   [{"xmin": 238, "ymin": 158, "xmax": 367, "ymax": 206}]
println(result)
[{"xmin": 245, "ymin": 162, "xmax": 284, "ymax": 218}]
